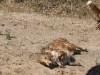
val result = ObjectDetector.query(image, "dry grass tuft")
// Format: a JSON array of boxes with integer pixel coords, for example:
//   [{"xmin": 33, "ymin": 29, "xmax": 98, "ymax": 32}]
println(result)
[{"xmin": 0, "ymin": 0, "xmax": 99, "ymax": 18}]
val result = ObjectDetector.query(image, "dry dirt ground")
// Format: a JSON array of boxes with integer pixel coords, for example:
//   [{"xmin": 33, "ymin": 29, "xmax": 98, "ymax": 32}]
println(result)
[{"xmin": 0, "ymin": 11, "xmax": 100, "ymax": 75}]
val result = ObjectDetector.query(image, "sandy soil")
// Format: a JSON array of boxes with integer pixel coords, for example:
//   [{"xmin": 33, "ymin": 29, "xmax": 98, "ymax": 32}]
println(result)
[{"xmin": 0, "ymin": 11, "xmax": 100, "ymax": 75}]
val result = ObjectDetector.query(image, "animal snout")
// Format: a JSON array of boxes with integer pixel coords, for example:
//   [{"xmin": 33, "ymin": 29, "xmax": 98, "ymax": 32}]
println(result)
[{"xmin": 49, "ymin": 62, "xmax": 53, "ymax": 66}]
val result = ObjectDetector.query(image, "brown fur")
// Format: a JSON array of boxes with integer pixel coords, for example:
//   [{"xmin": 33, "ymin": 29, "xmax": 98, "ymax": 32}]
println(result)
[
  {"xmin": 38, "ymin": 54, "xmax": 53, "ymax": 67},
  {"xmin": 43, "ymin": 38, "xmax": 87, "ymax": 53},
  {"xmin": 38, "ymin": 50, "xmax": 67, "ymax": 68},
  {"xmin": 45, "ymin": 38, "xmax": 68, "ymax": 50},
  {"xmin": 88, "ymin": 2, "xmax": 100, "ymax": 30},
  {"xmin": 96, "ymin": 20, "xmax": 100, "ymax": 30},
  {"xmin": 39, "ymin": 38, "xmax": 87, "ymax": 68},
  {"xmin": 89, "ymin": 3, "xmax": 100, "ymax": 18}
]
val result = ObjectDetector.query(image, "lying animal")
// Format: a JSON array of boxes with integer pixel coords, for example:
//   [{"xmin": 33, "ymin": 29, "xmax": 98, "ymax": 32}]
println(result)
[
  {"xmin": 39, "ymin": 38, "xmax": 87, "ymax": 68},
  {"xmin": 38, "ymin": 49, "xmax": 81, "ymax": 69}
]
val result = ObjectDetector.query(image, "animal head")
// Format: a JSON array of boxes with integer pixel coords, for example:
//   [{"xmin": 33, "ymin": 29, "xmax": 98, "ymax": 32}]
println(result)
[
  {"xmin": 38, "ymin": 54, "xmax": 53, "ymax": 68},
  {"xmin": 87, "ymin": 0, "xmax": 92, "ymax": 6}
]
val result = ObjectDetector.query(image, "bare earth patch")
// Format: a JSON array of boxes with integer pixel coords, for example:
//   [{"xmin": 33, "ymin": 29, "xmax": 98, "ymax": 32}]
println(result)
[{"xmin": 0, "ymin": 11, "xmax": 100, "ymax": 75}]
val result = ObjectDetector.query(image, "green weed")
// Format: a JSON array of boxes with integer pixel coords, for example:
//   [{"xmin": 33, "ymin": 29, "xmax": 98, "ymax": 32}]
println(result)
[
  {"xmin": 5, "ymin": 29, "xmax": 11, "ymax": 40},
  {"xmin": 95, "ymin": 57, "xmax": 100, "ymax": 66}
]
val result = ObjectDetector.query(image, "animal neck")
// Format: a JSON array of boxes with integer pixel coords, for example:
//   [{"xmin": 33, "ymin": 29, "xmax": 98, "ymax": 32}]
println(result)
[{"xmin": 89, "ymin": 3, "xmax": 100, "ymax": 14}]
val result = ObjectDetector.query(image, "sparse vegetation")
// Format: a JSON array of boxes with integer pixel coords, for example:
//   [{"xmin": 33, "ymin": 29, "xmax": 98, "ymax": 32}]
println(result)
[
  {"xmin": 95, "ymin": 57, "xmax": 100, "ymax": 66},
  {"xmin": 0, "ymin": 31, "xmax": 2, "ymax": 35},
  {"xmin": 5, "ymin": 29, "xmax": 11, "ymax": 40},
  {"xmin": 0, "ymin": 0, "xmax": 99, "ymax": 18},
  {"xmin": 95, "ymin": 58, "xmax": 98, "ymax": 65},
  {"xmin": 0, "ymin": 31, "xmax": 3, "ymax": 35}
]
